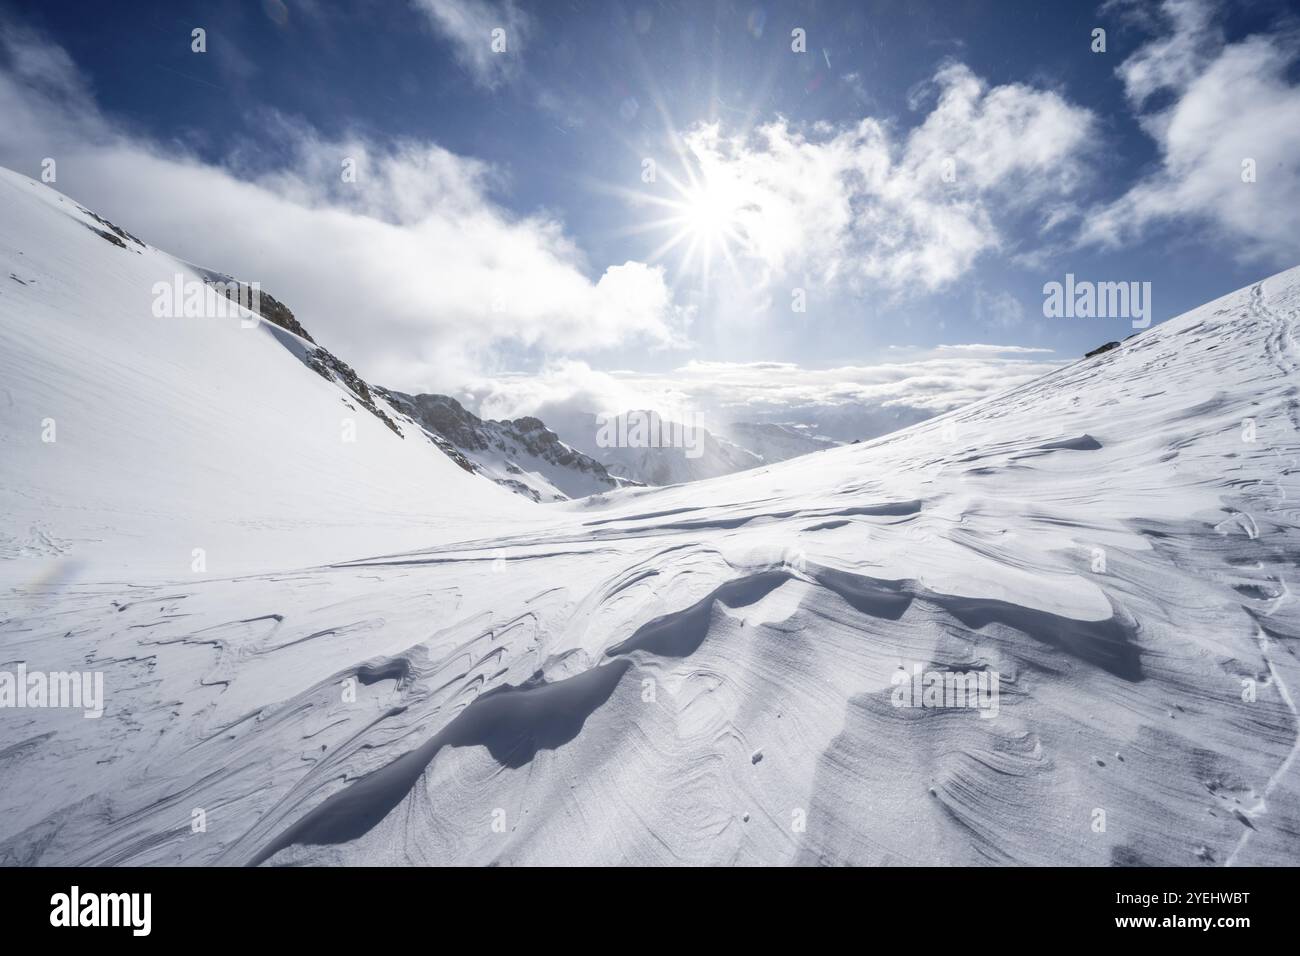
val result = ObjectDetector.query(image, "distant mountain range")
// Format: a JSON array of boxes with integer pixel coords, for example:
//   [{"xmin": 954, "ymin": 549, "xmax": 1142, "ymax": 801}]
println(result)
[
  {"xmin": 203, "ymin": 272, "xmax": 847, "ymax": 496},
  {"xmin": 376, "ymin": 390, "xmax": 638, "ymax": 502}
]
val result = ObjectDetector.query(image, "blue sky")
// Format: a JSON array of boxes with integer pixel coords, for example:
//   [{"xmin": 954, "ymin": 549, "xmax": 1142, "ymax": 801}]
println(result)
[{"xmin": 1, "ymin": 0, "xmax": 1298, "ymax": 430}]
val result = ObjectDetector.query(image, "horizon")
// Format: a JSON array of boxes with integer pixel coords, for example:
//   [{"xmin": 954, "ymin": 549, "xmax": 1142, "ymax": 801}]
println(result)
[{"xmin": 3, "ymin": 0, "xmax": 1297, "ymax": 434}]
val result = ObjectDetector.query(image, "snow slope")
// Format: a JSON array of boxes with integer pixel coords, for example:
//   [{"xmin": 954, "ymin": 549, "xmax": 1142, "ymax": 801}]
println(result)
[
  {"xmin": 722, "ymin": 421, "xmax": 840, "ymax": 464},
  {"xmin": 0, "ymin": 169, "xmax": 547, "ymax": 581},
  {"xmin": 2, "ymin": 169, "xmax": 1299, "ymax": 865}
]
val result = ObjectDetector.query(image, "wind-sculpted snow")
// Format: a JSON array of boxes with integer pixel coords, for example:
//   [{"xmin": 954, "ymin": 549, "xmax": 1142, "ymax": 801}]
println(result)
[
  {"xmin": 248, "ymin": 659, "xmax": 633, "ymax": 863},
  {"xmin": 2, "ymin": 171, "xmax": 1300, "ymax": 864}
]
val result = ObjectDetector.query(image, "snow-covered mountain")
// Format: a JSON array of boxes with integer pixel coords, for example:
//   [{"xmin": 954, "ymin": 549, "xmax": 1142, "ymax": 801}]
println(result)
[
  {"xmin": 541, "ymin": 413, "xmax": 854, "ymax": 486},
  {"xmin": 721, "ymin": 421, "xmax": 840, "ymax": 464},
  {"xmin": 3, "ymin": 166, "xmax": 1300, "ymax": 866},
  {"xmin": 0, "ymin": 169, "xmax": 557, "ymax": 579},
  {"xmin": 747, "ymin": 401, "xmax": 934, "ymax": 445},
  {"xmin": 377, "ymin": 390, "xmax": 637, "ymax": 502},
  {"xmin": 548, "ymin": 409, "xmax": 765, "ymax": 486}
]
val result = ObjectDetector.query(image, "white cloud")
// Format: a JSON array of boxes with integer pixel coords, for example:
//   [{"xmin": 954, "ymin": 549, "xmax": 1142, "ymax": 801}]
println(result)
[
  {"xmin": 664, "ymin": 355, "xmax": 1062, "ymax": 414},
  {"xmin": 470, "ymin": 360, "xmax": 662, "ymax": 423},
  {"xmin": 1082, "ymin": 0, "xmax": 1300, "ymax": 264},
  {"xmin": 0, "ymin": 25, "xmax": 686, "ymax": 390},
  {"xmin": 467, "ymin": 351, "xmax": 1064, "ymax": 439},
  {"xmin": 1110, "ymin": 0, "xmax": 1219, "ymax": 109},
  {"xmin": 935, "ymin": 344, "xmax": 1053, "ymax": 354},
  {"xmin": 410, "ymin": 0, "xmax": 528, "ymax": 89},
  {"xmin": 669, "ymin": 62, "xmax": 1095, "ymax": 295},
  {"xmin": 973, "ymin": 288, "xmax": 1027, "ymax": 330}
]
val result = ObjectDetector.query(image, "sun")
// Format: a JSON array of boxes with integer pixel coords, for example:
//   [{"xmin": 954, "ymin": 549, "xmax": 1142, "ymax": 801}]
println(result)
[
  {"xmin": 593, "ymin": 132, "xmax": 757, "ymax": 291},
  {"xmin": 680, "ymin": 181, "xmax": 737, "ymax": 242},
  {"xmin": 638, "ymin": 172, "xmax": 748, "ymax": 290}
]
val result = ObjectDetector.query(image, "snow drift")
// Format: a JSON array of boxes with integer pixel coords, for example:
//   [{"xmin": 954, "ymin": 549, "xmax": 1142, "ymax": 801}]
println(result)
[{"xmin": 1, "ymin": 170, "xmax": 1298, "ymax": 866}]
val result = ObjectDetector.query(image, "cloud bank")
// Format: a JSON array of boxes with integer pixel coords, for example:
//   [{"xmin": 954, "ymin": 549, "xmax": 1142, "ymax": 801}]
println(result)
[{"xmin": 465, "ymin": 350, "xmax": 1065, "ymax": 444}]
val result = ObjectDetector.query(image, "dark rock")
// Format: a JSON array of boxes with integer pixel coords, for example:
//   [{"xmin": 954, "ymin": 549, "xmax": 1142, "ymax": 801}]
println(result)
[
  {"xmin": 206, "ymin": 280, "xmax": 316, "ymax": 344},
  {"xmin": 1084, "ymin": 341, "xmax": 1121, "ymax": 358},
  {"xmin": 379, "ymin": 389, "xmax": 639, "ymax": 501},
  {"xmin": 77, "ymin": 205, "xmax": 145, "ymax": 251},
  {"xmin": 306, "ymin": 349, "xmax": 402, "ymax": 436}
]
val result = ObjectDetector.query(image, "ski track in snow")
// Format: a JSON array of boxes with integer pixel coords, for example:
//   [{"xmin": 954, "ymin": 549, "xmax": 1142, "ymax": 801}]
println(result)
[
  {"xmin": 2, "ymin": 170, "xmax": 1300, "ymax": 866},
  {"xmin": 1224, "ymin": 278, "xmax": 1300, "ymax": 866}
]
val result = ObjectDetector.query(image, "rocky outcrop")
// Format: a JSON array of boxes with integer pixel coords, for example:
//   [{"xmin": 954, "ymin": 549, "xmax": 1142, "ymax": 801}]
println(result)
[
  {"xmin": 1085, "ymin": 341, "xmax": 1121, "ymax": 358},
  {"xmin": 197, "ymin": 274, "xmax": 397, "ymax": 436},
  {"xmin": 76, "ymin": 204, "xmax": 145, "ymax": 252},
  {"xmin": 248, "ymin": 288, "xmax": 315, "ymax": 343},
  {"xmin": 186, "ymin": 273, "xmax": 619, "ymax": 499},
  {"xmin": 304, "ymin": 348, "xmax": 401, "ymax": 436},
  {"xmin": 204, "ymin": 275, "xmax": 315, "ymax": 344},
  {"xmin": 378, "ymin": 390, "xmax": 638, "ymax": 501}
]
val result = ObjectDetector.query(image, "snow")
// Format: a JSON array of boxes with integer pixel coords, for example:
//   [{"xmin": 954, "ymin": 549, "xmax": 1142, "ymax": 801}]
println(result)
[
  {"xmin": 458, "ymin": 438, "xmax": 610, "ymax": 501},
  {"xmin": 554, "ymin": 409, "xmax": 764, "ymax": 486},
  {"xmin": 379, "ymin": 391, "xmax": 632, "ymax": 503},
  {"xmin": 0, "ymin": 169, "xmax": 546, "ymax": 582},
  {"xmin": 2, "ymin": 169, "xmax": 1299, "ymax": 866},
  {"xmin": 721, "ymin": 421, "xmax": 840, "ymax": 464}
]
